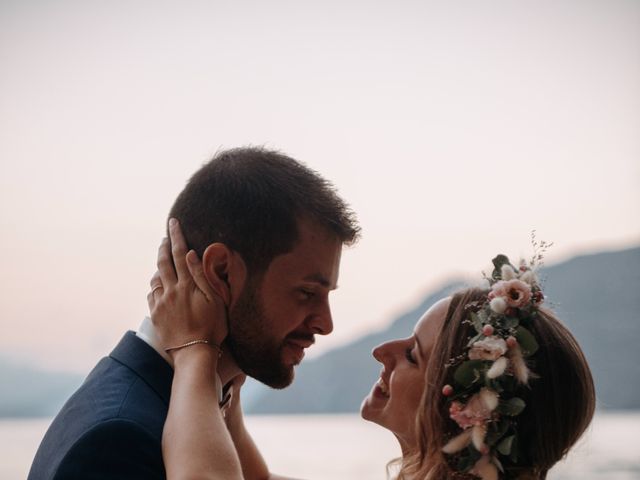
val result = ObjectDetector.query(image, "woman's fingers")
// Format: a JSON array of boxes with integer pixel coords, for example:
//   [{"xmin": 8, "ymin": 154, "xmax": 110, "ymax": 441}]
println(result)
[
  {"xmin": 186, "ymin": 250, "xmax": 215, "ymax": 302},
  {"xmin": 149, "ymin": 271, "xmax": 163, "ymax": 292},
  {"xmin": 147, "ymin": 289, "xmax": 156, "ymax": 312},
  {"xmin": 157, "ymin": 237, "xmax": 178, "ymax": 285},
  {"xmin": 186, "ymin": 249, "xmax": 229, "ymax": 344},
  {"xmin": 148, "ymin": 271, "xmax": 163, "ymax": 311},
  {"xmin": 168, "ymin": 218, "xmax": 189, "ymax": 282}
]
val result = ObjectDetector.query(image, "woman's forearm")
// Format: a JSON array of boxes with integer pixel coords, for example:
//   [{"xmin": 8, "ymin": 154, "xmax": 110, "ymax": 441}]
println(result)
[
  {"xmin": 224, "ymin": 403, "xmax": 271, "ymax": 480},
  {"xmin": 163, "ymin": 346, "xmax": 243, "ymax": 480},
  {"xmin": 221, "ymin": 384, "xmax": 303, "ymax": 480}
]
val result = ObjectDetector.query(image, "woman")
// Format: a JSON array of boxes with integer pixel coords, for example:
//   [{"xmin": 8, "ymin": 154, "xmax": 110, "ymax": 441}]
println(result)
[{"xmin": 149, "ymin": 222, "xmax": 595, "ymax": 479}]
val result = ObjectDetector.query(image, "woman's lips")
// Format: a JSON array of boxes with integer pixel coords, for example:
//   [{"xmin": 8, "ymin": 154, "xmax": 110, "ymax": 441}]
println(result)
[{"xmin": 373, "ymin": 377, "xmax": 390, "ymax": 399}]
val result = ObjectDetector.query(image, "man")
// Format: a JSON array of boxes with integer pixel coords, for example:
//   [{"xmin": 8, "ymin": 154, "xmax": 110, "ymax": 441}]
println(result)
[{"xmin": 28, "ymin": 147, "xmax": 360, "ymax": 479}]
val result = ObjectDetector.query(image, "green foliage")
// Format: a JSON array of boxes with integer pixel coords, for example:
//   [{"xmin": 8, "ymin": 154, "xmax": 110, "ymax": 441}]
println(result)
[
  {"xmin": 515, "ymin": 326, "xmax": 539, "ymax": 356},
  {"xmin": 509, "ymin": 435, "xmax": 520, "ymax": 463},
  {"xmin": 466, "ymin": 332, "xmax": 484, "ymax": 347},
  {"xmin": 456, "ymin": 446, "xmax": 482, "ymax": 472},
  {"xmin": 491, "ymin": 254, "xmax": 512, "ymax": 280},
  {"xmin": 454, "ymin": 360, "xmax": 486, "ymax": 388},
  {"xmin": 497, "ymin": 435, "xmax": 516, "ymax": 455},
  {"xmin": 497, "ymin": 397, "xmax": 526, "ymax": 416},
  {"xmin": 470, "ymin": 312, "xmax": 483, "ymax": 333},
  {"xmin": 485, "ymin": 420, "xmax": 510, "ymax": 446},
  {"xmin": 501, "ymin": 316, "xmax": 520, "ymax": 329}
]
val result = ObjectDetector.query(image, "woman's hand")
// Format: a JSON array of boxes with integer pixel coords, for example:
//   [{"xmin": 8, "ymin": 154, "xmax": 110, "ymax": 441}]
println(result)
[{"xmin": 147, "ymin": 218, "xmax": 228, "ymax": 355}]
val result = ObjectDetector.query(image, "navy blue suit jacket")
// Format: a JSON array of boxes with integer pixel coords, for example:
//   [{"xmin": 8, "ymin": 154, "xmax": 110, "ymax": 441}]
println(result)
[{"xmin": 28, "ymin": 331, "xmax": 173, "ymax": 480}]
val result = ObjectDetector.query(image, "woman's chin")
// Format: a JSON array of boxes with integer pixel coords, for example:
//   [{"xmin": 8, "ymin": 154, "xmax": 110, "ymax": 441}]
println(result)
[{"xmin": 360, "ymin": 389, "xmax": 386, "ymax": 424}]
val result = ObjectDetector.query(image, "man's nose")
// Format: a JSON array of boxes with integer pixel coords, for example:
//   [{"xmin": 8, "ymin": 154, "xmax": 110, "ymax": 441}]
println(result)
[{"xmin": 307, "ymin": 300, "xmax": 334, "ymax": 335}]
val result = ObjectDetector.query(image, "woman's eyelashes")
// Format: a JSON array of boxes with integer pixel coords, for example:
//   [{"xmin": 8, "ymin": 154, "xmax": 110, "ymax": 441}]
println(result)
[{"xmin": 405, "ymin": 346, "xmax": 418, "ymax": 365}]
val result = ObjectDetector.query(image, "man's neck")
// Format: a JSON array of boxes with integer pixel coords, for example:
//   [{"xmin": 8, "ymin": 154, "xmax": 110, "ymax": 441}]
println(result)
[{"xmin": 216, "ymin": 346, "xmax": 243, "ymax": 386}]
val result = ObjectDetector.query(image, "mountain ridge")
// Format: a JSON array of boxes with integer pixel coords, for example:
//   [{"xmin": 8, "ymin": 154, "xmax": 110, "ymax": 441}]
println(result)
[
  {"xmin": 244, "ymin": 246, "xmax": 640, "ymax": 413},
  {"xmin": 1, "ymin": 246, "xmax": 638, "ymax": 417}
]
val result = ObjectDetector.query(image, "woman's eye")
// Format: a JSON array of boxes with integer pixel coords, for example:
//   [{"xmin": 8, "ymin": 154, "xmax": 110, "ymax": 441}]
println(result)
[{"xmin": 405, "ymin": 347, "xmax": 417, "ymax": 364}]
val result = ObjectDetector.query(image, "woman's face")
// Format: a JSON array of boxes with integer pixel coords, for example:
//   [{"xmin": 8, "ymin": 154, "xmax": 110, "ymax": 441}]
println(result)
[{"xmin": 360, "ymin": 297, "xmax": 450, "ymax": 449}]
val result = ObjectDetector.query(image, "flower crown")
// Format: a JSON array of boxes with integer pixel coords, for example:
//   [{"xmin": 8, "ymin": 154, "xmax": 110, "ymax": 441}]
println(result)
[{"xmin": 441, "ymin": 254, "xmax": 545, "ymax": 480}]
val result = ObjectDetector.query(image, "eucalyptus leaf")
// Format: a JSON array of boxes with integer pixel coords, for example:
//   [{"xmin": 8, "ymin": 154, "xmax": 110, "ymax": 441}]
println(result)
[
  {"xmin": 470, "ymin": 312, "xmax": 483, "ymax": 333},
  {"xmin": 497, "ymin": 397, "xmax": 526, "ymax": 416},
  {"xmin": 467, "ymin": 332, "xmax": 483, "ymax": 348},
  {"xmin": 485, "ymin": 376, "xmax": 505, "ymax": 393},
  {"xmin": 453, "ymin": 360, "xmax": 486, "ymax": 388},
  {"xmin": 492, "ymin": 254, "xmax": 511, "ymax": 270},
  {"xmin": 456, "ymin": 454, "xmax": 475, "ymax": 472},
  {"xmin": 485, "ymin": 420, "xmax": 510, "ymax": 446},
  {"xmin": 456, "ymin": 447, "xmax": 482, "ymax": 472},
  {"xmin": 492, "ymin": 254, "xmax": 511, "ymax": 280},
  {"xmin": 515, "ymin": 326, "xmax": 539, "ymax": 356},
  {"xmin": 501, "ymin": 316, "xmax": 520, "ymax": 329},
  {"xmin": 497, "ymin": 435, "xmax": 515, "ymax": 455},
  {"xmin": 509, "ymin": 436, "xmax": 520, "ymax": 463}
]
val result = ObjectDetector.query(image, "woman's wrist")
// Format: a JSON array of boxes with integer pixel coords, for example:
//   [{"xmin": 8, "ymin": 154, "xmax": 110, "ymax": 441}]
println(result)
[{"xmin": 171, "ymin": 343, "xmax": 221, "ymax": 369}]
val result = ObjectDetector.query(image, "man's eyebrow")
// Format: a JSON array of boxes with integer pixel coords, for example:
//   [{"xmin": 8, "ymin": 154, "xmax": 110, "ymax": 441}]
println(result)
[{"xmin": 302, "ymin": 273, "xmax": 338, "ymax": 290}]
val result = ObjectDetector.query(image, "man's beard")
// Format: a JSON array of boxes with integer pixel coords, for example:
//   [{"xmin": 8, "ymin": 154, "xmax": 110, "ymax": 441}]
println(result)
[{"xmin": 225, "ymin": 280, "xmax": 294, "ymax": 389}]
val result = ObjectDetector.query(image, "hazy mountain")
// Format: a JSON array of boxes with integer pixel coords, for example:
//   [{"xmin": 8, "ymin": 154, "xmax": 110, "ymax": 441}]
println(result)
[
  {"xmin": 0, "ymin": 358, "xmax": 83, "ymax": 417},
  {"xmin": 244, "ymin": 246, "xmax": 640, "ymax": 413},
  {"xmin": 0, "ymin": 246, "xmax": 637, "ymax": 417}
]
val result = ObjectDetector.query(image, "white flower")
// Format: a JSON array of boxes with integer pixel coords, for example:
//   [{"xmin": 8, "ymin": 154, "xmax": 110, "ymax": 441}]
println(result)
[
  {"xmin": 508, "ymin": 343, "xmax": 530, "ymax": 384},
  {"xmin": 520, "ymin": 270, "xmax": 538, "ymax": 285},
  {"xmin": 501, "ymin": 264, "xmax": 517, "ymax": 280},
  {"xmin": 442, "ymin": 429, "xmax": 472, "ymax": 454},
  {"xmin": 479, "ymin": 387, "xmax": 499, "ymax": 411},
  {"xmin": 472, "ymin": 424, "xmax": 487, "ymax": 451},
  {"xmin": 489, "ymin": 296, "xmax": 507, "ymax": 314},
  {"xmin": 469, "ymin": 336, "xmax": 508, "ymax": 361},
  {"xmin": 487, "ymin": 356, "xmax": 509, "ymax": 379}
]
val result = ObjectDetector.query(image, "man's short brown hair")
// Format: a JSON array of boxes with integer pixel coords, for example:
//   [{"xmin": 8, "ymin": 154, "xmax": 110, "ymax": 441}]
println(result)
[{"xmin": 169, "ymin": 146, "xmax": 360, "ymax": 273}]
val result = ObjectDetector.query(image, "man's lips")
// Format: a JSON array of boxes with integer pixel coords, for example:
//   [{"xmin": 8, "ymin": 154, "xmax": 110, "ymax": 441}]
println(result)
[
  {"xmin": 286, "ymin": 338, "xmax": 314, "ymax": 349},
  {"xmin": 285, "ymin": 332, "xmax": 315, "ymax": 350},
  {"xmin": 284, "ymin": 335, "xmax": 315, "ymax": 364}
]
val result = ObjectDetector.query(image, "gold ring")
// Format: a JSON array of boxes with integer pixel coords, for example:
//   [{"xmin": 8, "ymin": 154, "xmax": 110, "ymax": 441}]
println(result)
[{"xmin": 151, "ymin": 284, "xmax": 164, "ymax": 294}]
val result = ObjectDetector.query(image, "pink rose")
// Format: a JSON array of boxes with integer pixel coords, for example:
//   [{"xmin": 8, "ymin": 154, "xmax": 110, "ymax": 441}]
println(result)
[
  {"xmin": 490, "ymin": 279, "xmax": 532, "ymax": 308},
  {"xmin": 449, "ymin": 389, "xmax": 498, "ymax": 429},
  {"xmin": 468, "ymin": 336, "xmax": 507, "ymax": 361}
]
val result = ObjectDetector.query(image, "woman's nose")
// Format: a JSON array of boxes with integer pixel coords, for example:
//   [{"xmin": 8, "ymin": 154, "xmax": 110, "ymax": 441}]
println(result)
[{"xmin": 372, "ymin": 342, "xmax": 391, "ymax": 363}]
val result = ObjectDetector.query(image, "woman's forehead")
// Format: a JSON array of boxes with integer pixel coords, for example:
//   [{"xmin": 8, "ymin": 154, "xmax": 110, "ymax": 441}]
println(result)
[{"xmin": 414, "ymin": 297, "xmax": 451, "ymax": 354}]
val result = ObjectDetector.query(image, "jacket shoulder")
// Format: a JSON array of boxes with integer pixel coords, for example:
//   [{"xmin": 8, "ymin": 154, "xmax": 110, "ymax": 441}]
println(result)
[
  {"xmin": 52, "ymin": 418, "xmax": 165, "ymax": 480},
  {"xmin": 28, "ymin": 356, "xmax": 168, "ymax": 480}
]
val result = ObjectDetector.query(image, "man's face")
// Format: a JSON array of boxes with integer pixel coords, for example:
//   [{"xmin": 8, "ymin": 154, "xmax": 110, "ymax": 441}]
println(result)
[{"xmin": 226, "ymin": 219, "xmax": 342, "ymax": 388}]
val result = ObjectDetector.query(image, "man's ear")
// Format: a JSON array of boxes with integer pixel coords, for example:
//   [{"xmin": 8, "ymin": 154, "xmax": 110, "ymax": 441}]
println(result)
[{"xmin": 202, "ymin": 243, "xmax": 247, "ymax": 307}]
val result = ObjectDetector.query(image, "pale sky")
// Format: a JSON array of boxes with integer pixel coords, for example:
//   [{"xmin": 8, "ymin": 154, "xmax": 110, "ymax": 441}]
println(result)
[{"xmin": 1, "ymin": 0, "xmax": 638, "ymax": 373}]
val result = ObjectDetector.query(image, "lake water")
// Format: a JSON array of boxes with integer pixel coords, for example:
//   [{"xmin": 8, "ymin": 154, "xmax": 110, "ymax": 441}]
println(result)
[{"xmin": 2, "ymin": 412, "xmax": 639, "ymax": 479}]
